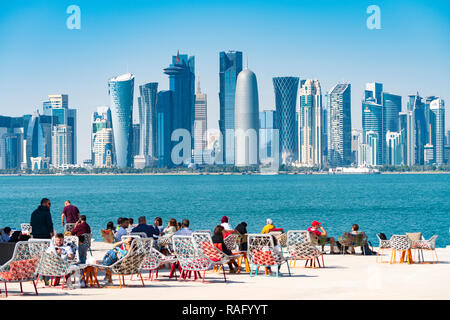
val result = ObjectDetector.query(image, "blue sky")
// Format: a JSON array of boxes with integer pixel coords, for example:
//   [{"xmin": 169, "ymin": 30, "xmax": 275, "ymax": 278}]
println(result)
[{"xmin": 0, "ymin": 0, "xmax": 449, "ymax": 162}]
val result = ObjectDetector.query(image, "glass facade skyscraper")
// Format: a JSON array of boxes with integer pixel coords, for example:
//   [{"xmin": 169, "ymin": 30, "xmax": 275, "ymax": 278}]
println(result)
[
  {"xmin": 430, "ymin": 98, "xmax": 445, "ymax": 165},
  {"xmin": 259, "ymin": 110, "xmax": 277, "ymax": 163},
  {"xmin": 408, "ymin": 94, "xmax": 427, "ymax": 165},
  {"xmin": 108, "ymin": 73, "xmax": 135, "ymax": 168},
  {"xmin": 328, "ymin": 83, "xmax": 352, "ymax": 166},
  {"xmin": 219, "ymin": 51, "xmax": 243, "ymax": 165},
  {"xmin": 362, "ymin": 98, "xmax": 383, "ymax": 165},
  {"xmin": 138, "ymin": 82, "xmax": 158, "ymax": 164},
  {"xmin": 298, "ymin": 79, "xmax": 323, "ymax": 167},
  {"xmin": 156, "ymin": 90, "xmax": 174, "ymax": 168},
  {"xmin": 91, "ymin": 107, "xmax": 114, "ymax": 168},
  {"xmin": 163, "ymin": 52, "xmax": 195, "ymax": 158},
  {"xmin": 273, "ymin": 76, "xmax": 299, "ymax": 165},
  {"xmin": 194, "ymin": 78, "xmax": 207, "ymax": 164},
  {"xmin": 382, "ymin": 92, "xmax": 402, "ymax": 164}
]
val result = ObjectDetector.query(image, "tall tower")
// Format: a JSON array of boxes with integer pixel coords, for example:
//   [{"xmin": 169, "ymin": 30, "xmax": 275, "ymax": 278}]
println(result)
[
  {"xmin": 430, "ymin": 98, "xmax": 445, "ymax": 165},
  {"xmin": 163, "ymin": 52, "xmax": 195, "ymax": 154},
  {"xmin": 91, "ymin": 107, "xmax": 114, "ymax": 168},
  {"xmin": 138, "ymin": 82, "xmax": 158, "ymax": 164},
  {"xmin": 382, "ymin": 92, "xmax": 402, "ymax": 164},
  {"xmin": 234, "ymin": 69, "xmax": 259, "ymax": 167},
  {"xmin": 219, "ymin": 51, "xmax": 243, "ymax": 165},
  {"xmin": 273, "ymin": 77, "xmax": 299, "ymax": 165},
  {"xmin": 362, "ymin": 97, "xmax": 383, "ymax": 165},
  {"xmin": 298, "ymin": 79, "xmax": 323, "ymax": 167},
  {"xmin": 328, "ymin": 83, "xmax": 352, "ymax": 166},
  {"xmin": 194, "ymin": 77, "xmax": 207, "ymax": 164},
  {"xmin": 108, "ymin": 73, "xmax": 135, "ymax": 168}
]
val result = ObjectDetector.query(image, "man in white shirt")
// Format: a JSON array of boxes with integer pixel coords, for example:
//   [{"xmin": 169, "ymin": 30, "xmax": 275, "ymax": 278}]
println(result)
[{"xmin": 47, "ymin": 233, "xmax": 74, "ymax": 261}]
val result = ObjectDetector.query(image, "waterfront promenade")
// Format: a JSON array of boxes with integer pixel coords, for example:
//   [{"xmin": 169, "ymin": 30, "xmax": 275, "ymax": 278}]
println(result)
[{"xmin": 3, "ymin": 240, "xmax": 450, "ymax": 300}]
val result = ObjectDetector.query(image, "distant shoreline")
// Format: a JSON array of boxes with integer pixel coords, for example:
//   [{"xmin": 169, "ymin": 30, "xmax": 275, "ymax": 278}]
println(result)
[{"xmin": 1, "ymin": 171, "xmax": 449, "ymax": 177}]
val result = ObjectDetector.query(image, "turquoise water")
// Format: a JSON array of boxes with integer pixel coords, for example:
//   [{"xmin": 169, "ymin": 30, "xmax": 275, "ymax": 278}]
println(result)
[{"xmin": 0, "ymin": 174, "xmax": 449, "ymax": 247}]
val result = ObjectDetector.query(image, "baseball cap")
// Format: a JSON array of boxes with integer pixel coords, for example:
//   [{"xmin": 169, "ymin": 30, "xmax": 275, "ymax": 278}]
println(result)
[{"xmin": 312, "ymin": 221, "xmax": 321, "ymax": 227}]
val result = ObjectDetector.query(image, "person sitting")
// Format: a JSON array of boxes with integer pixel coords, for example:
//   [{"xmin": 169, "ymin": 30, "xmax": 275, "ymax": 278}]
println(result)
[
  {"xmin": 220, "ymin": 216, "xmax": 233, "ymax": 231},
  {"xmin": 114, "ymin": 218, "xmax": 129, "ymax": 242},
  {"xmin": 106, "ymin": 221, "xmax": 115, "ymax": 232},
  {"xmin": 175, "ymin": 219, "xmax": 192, "ymax": 236},
  {"xmin": 212, "ymin": 226, "xmax": 239, "ymax": 273},
  {"xmin": 340, "ymin": 224, "xmax": 366, "ymax": 254},
  {"xmin": 234, "ymin": 222, "xmax": 248, "ymax": 251},
  {"xmin": 261, "ymin": 218, "xmax": 275, "ymax": 234},
  {"xmin": 307, "ymin": 221, "xmax": 337, "ymax": 254},
  {"xmin": 0, "ymin": 227, "xmax": 12, "ymax": 242},
  {"xmin": 162, "ymin": 218, "xmax": 178, "ymax": 236},
  {"xmin": 101, "ymin": 237, "xmax": 134, "ymax": 284},
  {"xmin": 131, "ymin": 216, "xmax": 160, "ymax": 239},
  {"xmin": 154, "ymin": 217, "xmax": 164, "ymax": 233},
  {"xmin": 47, "ymin": 233, "xmax": 74, "ymax": 261},
  {"xmin": 71, "ymin": 215, "xmax": 91, "ymax": 237}
]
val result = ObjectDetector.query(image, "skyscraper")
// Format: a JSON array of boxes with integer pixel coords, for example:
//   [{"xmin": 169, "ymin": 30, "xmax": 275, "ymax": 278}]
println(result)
[
  {"xmin": 235, "ymin": 69, "xmax": 259, "ymax": 167},
  {"xmin": 194, "ymin": 78, "xmax": 207, "ymax": 164},
  {"xmin": 408, "ymin": 93, "xmax": 427, "ymax": 165},
  {"xmin": 156, "ymin": 90, "xmax": 174, "ymax": 168},
  {"xmin": 298, "ymin": 79, "xmax": 323, "ymax": 167},
  {"xmin": 108, "ymin": 73, "xmax": 135, "ymax": 168},
  {"xmin": 273, "ymin": 77, "xmax": 299, "ymax": 165},
  {"xmin": 219, "ymin": 51, "xmax": 243, "ymax": 165},
  {"xmin": 362, "ymin": 97, "xmax": 383, "ymax": 165},
  {"xmin": 382, "ymin": 92, "xmax": 402, "ymax": 164},
  {"xmin": 91, "ymin": 107, "xmax": 114, "ymax": 168},
  {"xmin": 364, "ymin": 82, "xmax": 383, "ymax": 105},
  {"xmin": 328, "ymin": 83, "xmax": 352, "ymax": 166},
  {"xmin": 44, "ymin": 94, "xmax": 77, "ymax": 165},
  {"xmin": 163, "ymin": 52, "xmax": 195, "ymax": 156},
  {"xmin": 259, "ymin": 110, "xmax": 277, "ymax": 164},
  {"xmin": 52, "ymin": 124, "xmax": 72, "ymax": 167},
  {"xmin": 138, "ymin": 82, "xmax": 158, "ymax": 165},
  {"xmin": 430, "ymin": 98, "xmax": 445, "ymax": 165}
]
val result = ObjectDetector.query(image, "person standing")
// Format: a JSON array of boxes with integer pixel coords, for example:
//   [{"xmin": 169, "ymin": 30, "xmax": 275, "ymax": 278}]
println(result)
[
  {"xmin": 61, "ymin": 200, "xmax": 80, "ymax": 227},
  {"xmin": 71, "ymin": 215, "xmax": 91, "ymax": 237},
  {"xmin": 30, "ymin": 198, "xmax": 54, "ymax": 239}
]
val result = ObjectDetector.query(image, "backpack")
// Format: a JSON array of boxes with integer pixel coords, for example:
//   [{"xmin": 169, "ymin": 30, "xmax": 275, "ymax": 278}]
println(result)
[{"xmin": 102, "ymin": 249, "xmax": 119, "ymax": 266}]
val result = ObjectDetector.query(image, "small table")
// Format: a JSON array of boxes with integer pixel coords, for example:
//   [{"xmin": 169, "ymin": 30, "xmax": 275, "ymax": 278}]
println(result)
[
  {"xmin": 82, "ymin": 265, "xmax": 100, "ymax": 287},
  {"xmin": 235, "ymin": 251, "xmax": 250, "ymax": 273}
]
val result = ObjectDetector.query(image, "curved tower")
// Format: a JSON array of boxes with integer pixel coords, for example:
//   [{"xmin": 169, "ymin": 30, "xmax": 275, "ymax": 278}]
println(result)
[
  {"xmin": 108, "ymin": 73, "xmax": 134, "ymax": 168},
  {"xmin": 273, "ymin": 77, "xmax": 299, "ymax": 165},
  {"xmin": 234, "ymin": 69, "xmax": 259, "ymax": 167}
]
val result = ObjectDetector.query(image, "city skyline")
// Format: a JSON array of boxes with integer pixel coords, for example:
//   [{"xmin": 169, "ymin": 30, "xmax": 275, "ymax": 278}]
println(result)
[{"xmin": 0, "ymin": 0, "xmax": 449, "ymax": 162}]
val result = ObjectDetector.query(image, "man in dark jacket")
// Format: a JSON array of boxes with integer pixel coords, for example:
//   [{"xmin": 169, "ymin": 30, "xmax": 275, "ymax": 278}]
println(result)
[
  {"xmin": 30, "ymin": 198, "xmax": 54, "ymax": 239},
  {"xmin": 131, "ymin": 216, "xmax": 160, "ymax": 239}
]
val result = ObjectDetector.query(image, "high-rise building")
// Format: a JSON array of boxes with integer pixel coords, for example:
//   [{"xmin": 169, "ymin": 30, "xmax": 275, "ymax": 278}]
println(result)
[
  {"xmin": 328, "ymin": 83, "xmax": 352, "ymax": 166},
  {"xmin": 194, "ymin": 78, "xmax": 207, "ymax": 164},
  {"xmin": 364, "ymin": 82, "xmax": 383, "ymax": 105},
  {"xmin": 52, "ymin": 124, "xmax": 72, "ymax": 167},
  {"xmin": 91, "ymin": 107, "xmax": 114, "ymax": 168},
  {"xmin": 382, "ymin": 92, "xmax": 402, "ymax": 164},
  {"xmin": 386, "ymin": 131, "xmax": 405, "ymax": 165},
  {"xmin": 259, "ymin": 110, "xmax": 277, "ymax": 164},
  {"xmin": 163, "ymin": 52, "xmax": 195, "ymax": 159},
  {"xmin": 43, "ymin": 94, "xmax": 77, "ymax": 165},
  {"xmin": 359, "ymin": 130, "xmax": 379, "ymax": 166},
  {"xmin": 235, "ymin": 69, "xmax": 259, "ymax": 167},
  {"xmin": 298, "ymin": 79, "xmax": 323, "ymax": 167},
  {"xmin": 156, "ymin": 90, "xmax": 174, "ymax": 168},
  {"xmin": 219, "ymin": 51, "xmax": 243, "ymax": 165},
  {"xmin": 430, "ymin": 98, "xmax": 445, "ymax": 165},
  {"xmin": 273, "ymin": 77, "xmax": 299, "ymax": 165},
  {"xmin": 408, "ymin": 93, "xmax": 427, "ymax": 165},
  {"xmin": 399, "ymin": 112, "xmax": 408, "ymax": 166},
  {"xmin": 362, "ymin": 97, "xmax": 383, "ymax": 165},
  {"xmin": 108, "ymin": 73, "xmax": 135, "ymax": 168},
  {"xmin": 351, "ymin": 129, "xmax": 362, "ymax": 165},
  {"xmin": 132, "ymin": 124, "xmax": 141, "ymax": 158},
  {"xmin": 138, "ymin": 82, "xmax": 158, "ymax": 165}
]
